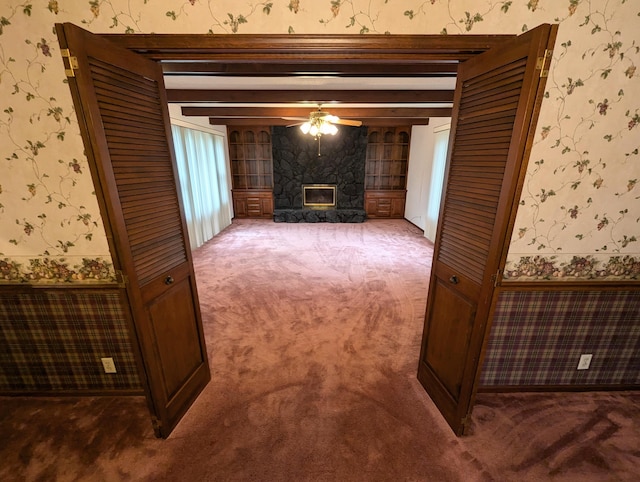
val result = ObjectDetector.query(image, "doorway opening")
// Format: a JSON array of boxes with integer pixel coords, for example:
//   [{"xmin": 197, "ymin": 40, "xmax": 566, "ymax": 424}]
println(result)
[{"xmin": 60, "ymin": 24, "xmax": 556, "ymax": 437}]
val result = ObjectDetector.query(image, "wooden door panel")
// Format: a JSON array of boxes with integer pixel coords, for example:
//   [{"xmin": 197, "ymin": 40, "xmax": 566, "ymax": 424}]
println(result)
[
  {"xmin": 418, "ymin": 24, "xmax": 557, "ymax": 435},
  {"xmin": 423, "ymin": 280, "xmax": 475, "ymax": 399},
  {"xmin": 56, "ymin": 23, "xmax": 210, "ymax": 438},
  {"xmin": 148, "ymin": 278, "xmax": 203, "ymax": 398}
]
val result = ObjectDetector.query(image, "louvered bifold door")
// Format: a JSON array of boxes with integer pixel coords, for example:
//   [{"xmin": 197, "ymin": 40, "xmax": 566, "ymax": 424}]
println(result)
[
  {"xmin": 56, "ymin": 23, "xmax": 211, "ymax": 438},
  {"xmin": 417, "ymin": 24, "xmax": 557, "ymax": 435}
]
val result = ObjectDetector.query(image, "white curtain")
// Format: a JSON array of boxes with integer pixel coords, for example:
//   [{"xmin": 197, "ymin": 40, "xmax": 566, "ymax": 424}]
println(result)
[
  {"xmin": 171, "ymin": 124, "xmax": 232, "ymax": 250},
  {"xmin": 424, "ymin": 126, "xmax": 450, "ymax": 241}
]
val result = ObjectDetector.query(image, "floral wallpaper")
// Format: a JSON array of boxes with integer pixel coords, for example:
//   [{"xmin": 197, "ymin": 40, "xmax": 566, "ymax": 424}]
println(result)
[{"xmin": 0, "ymin": 0, "xmax": 638, "ymax": 283}]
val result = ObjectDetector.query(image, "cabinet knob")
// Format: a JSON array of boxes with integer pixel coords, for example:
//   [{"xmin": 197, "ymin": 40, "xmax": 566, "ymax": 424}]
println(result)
[
  {"xmin": 164, "ymin": 275, "xmax": 174, "ymax": 285},
  {"xmin": 449, "ymin": 275, "xmax": 459, "ymax": 284}
]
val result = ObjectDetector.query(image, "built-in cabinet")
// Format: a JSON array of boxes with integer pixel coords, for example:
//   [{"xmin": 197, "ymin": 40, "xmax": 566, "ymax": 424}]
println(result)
[
  {"xmin": 365, "ymin": 127, "xmax": 411, "ymax": 218},
  {"xmin": 365, "ymin": 190, "xmax": 407, "ymax": 218},
  {"xmin": 228, "ymin": 127, "xmax": 274, "ymax": 218},
  {"xmin": 232, "ymin": 190, "xmax": 273, "ymax": 218}
]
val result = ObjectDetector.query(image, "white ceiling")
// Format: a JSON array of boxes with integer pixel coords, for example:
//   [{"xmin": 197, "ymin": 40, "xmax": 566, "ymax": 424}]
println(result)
[
  {"xmin": 164, "ymin": 76, "xmax": 456, "ymax": 115},
  {"xmin": 163, "ymin": 75, "xmax": 457, "ymax": 91}
]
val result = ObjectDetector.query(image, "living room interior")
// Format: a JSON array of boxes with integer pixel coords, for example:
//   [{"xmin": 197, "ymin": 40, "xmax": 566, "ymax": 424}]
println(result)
[{"xmin": 0, "ymin": 1, "xmax": 638, "ymax": 480}]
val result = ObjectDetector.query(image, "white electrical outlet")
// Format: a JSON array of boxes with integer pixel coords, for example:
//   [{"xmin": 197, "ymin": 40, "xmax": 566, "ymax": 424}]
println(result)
[
  {"xmin": 101, "ymin": 357, "xmax": 117, "ymax": 374},
  {"xmin": 577, "ymin": 354, "xmax": 593, "ymax": 370}
]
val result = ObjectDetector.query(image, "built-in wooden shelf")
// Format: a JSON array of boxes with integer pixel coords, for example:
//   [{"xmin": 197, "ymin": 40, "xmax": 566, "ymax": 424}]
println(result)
[
  {"xmin": 365, "ymin": 127, "xmax": 411, "ymax": 218},
  {"xmin": 228, "ymin": 127, "xmax": 274, "ymax": 218}
]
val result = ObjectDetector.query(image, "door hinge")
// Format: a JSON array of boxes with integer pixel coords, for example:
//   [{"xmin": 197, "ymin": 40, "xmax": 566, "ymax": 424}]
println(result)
[
  {"xmin": 115, "ymin": 269, "xmax": 129, "ymax": 286},
  {"xmin": 536, "ymin": 49, "xmax": 552, "ymax": 78},
  {"xmin": 60, "ymin": 48, "xmax": 79, "ymax": 77}
]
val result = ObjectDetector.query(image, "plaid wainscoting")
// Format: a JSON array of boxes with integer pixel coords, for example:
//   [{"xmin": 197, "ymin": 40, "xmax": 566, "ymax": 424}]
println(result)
[
  {"xmin": 0, "ymin": 289, "xmax": 141, "ymax": 392},
  {"xmin": 480, "ymin": 289, "xmax": 640, "ymax": 387}
]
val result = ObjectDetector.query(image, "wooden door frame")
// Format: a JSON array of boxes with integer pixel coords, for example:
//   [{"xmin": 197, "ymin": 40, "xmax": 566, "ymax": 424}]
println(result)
[
  {"xmin": 98, "ymin": 33, "xmax": 515, "ymax": 68},
  {"xmin": 93, "ymin": 31, "xmax": 538, "ymax": 430}
]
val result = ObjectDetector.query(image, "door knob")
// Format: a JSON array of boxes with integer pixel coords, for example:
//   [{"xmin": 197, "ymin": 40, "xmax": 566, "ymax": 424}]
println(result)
[
  {"xmin": 449, "ymin": 275, "xmax": 459, "ymax": 284},
  {"xmin": 164, "ymin": 275, "xmax": 174, "ymax": 285}
]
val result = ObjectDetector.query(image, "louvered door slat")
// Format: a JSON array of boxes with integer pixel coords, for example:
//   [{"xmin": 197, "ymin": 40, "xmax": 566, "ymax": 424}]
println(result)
[
  {"xmin": 443, "ymin": 217, "xmax": 494, "ymax": 239},
  {"xmin": 456, "ymin": 109, "xmax": 517, "ymax": 127},
  {"xmin": 94, "ymin": 80, "xmax": 163, "ymax": 107},
  {"xmin": 462, "ymin": 74, "xmax": 524, "ymax": 100},
  {"xmin": 109, "ymin": 143, "xmax": 168, "ymax": 152},
  {"xmin": 101, "ymin": 114, "xmax": 166, "ymax": 133},
  {"xmin": 461, "ymin": 59, "xmax": 528, "ymax": 94},
  {"xmin": 132, "ymin": 240, "xmax": 186, "ymax": 271},
  {"xmin": 456, "ymin": 123, "xmax": 515, "ymax": 136},
  {"xmin": 450, "ymin": 169, "xmax": 504, "ymax": 182},
  {"xmin": 105, "ymin": 129, "xmax": 168, "ymax": 142},
  {"xmin": 455, "ymin": 131, "xmax": 513, "ymax": 142},
  {"xmin": 458, "ymin": 102, "xmax": 521, "ymax": 121},
  {"xmin": 89, "ymin": 57, "xmax": 187, "ymax": 285},
  {"xmin": 90, "ymin": 62, "xmax": 160, "ymax": 97},
  {"xmin": 95, "ymin": 90, "xmax": 165, "ymax": 118},
  {"xmin": 100, "ymin": 105, "xmax": 164, "ymax": 124},
  {"xmin": 113, "ymin": 167, "xmax": 173, "ymax": 175},
  {"xmin": 436, "ymin": 64, "xmax": 526, "ymax": 284},
  {"xmin": 446, "ymin": 200, "xmax": 497, "ymax": 218},
  {"xmin": 118, "ymin": 184, "xmax": 176, "ymax": 197},
  {"xmin": 106, "ymin": 135, "xmax": 170, "ymax": 147},
  {"xmin": 128, "ymin": 223, "xmax": 182, "ymax": 243},
  {"xmin": 112, "ymin": 161, "xmax": 171, "ymax": 170},
  {"xmin": 120, "ymin": 202, "xmax": 179, "ymax": 217},
  {"xmin": 459, "ymin": 88, "xmax": 522, "ymax": 113}
]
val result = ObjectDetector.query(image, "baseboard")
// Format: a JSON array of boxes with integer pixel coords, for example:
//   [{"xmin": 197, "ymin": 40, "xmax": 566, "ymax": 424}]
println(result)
[
  {"xmin": 478, "ymin": 384, "xmax": 640, "ymax": 393},
  {"xmin": 0, "ymin": 389, "xmax": 145, "ymax": 397}
]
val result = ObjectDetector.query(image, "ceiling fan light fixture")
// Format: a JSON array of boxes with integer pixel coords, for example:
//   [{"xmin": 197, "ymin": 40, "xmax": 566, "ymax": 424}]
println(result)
[
  {"xmin": 323, "ymin": 122, "xmax": 338, "ymax": 136},
  {"xmin": 300, "ymin": 122, "xmax": 311, "ymax": 134},
  {"xmin": 296, "ymin": 106, "xmax": 348, "ymax": 144}
]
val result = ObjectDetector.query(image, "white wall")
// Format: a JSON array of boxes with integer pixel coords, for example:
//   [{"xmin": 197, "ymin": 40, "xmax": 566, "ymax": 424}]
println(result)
[{"xmin": 405, "ymin": 119, "xmax": 451, "ymax": 241}]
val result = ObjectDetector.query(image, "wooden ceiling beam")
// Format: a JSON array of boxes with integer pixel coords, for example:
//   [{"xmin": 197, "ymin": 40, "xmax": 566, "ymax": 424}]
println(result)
[
  {"xmin": 208, "ymin": 118, "xmax": 431, "ymax": 126},
  {"xmin": 182, "ymin": 106, "xmax": 452, "ymax": 118},
  {"xmin": 167, "ymin": 89, "xmax": 454, "ymax": 103}
]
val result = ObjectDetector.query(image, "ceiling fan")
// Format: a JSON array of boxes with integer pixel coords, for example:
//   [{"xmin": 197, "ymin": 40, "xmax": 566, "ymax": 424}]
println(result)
[
  {"xmin": 284, "ymin": 105, "xmax": 363, "ymax": 135},
  {"xmin": 284, "ymin": 105, "xmax": 363, "ymax": 155}
]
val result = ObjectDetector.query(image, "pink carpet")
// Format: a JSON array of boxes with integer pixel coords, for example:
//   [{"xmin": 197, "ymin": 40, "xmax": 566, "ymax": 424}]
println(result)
[{"xmin": 1, "ymin": 219, "xmax": 638, "ymax": 481}]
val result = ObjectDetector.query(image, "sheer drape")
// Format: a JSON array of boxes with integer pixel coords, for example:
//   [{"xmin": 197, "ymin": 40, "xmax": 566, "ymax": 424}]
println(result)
[
  {"xmin": 171, "ymin": 124, "xmax": 232, "ymax": 250},
  {"xmin": 424, "ymin": 127, "xmax": 449, "ymax": 241}
]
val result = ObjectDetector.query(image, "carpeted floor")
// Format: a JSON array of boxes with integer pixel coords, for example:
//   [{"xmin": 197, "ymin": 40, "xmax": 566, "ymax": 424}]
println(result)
[{"xmin": 1, "ymin": 219, "xmax": 638, "ymax": 481}]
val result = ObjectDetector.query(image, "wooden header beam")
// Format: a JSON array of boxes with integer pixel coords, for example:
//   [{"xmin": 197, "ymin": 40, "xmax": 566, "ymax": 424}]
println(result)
[
  {"xmin": 182, "ymin": 106, "xmax": 452, "ymax": 118},
  {"xmin": 167, "ymin": 89, "xmax": 454, "ymax": 104}
]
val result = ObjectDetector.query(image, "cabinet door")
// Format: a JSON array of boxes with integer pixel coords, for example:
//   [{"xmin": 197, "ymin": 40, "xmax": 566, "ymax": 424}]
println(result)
[
  {"xmin": 261, "ymin": 196, "xmax": 274, "ymax": 217},
  {"xmin": 390, "ymin": 197, "xmax": 406, "ymax": 217},
  {"xmin": 233, "ymin": 196, "xmax": 248, "ymax": 217}
]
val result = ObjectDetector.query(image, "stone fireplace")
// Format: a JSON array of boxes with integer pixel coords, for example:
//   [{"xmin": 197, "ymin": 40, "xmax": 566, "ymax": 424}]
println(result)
[{"xmin": 271, "ymin": 126, "xmax": 367, "ymax": 222}]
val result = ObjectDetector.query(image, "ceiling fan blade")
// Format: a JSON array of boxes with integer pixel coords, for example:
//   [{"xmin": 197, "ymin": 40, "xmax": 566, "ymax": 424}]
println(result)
[
  {"xmin": 281, "ymin": 117, "xmax": 308, "ymax": 121},
  {"xmin": 285, "ymin": 122, "xmax": 304, "ymax": 128},
  {"xmin": 334, "ymin": 119, "xmax": 363, "ymax": 127}
]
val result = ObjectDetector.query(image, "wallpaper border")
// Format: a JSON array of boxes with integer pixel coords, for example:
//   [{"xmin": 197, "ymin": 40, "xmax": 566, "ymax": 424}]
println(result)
[
  {"xmin": 504, "ymin": 254, "xmax": 640, "ymax": 281},
  {"xmin": 0, "ymin": 256, "xmax": 117, "ymax": 284}
]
